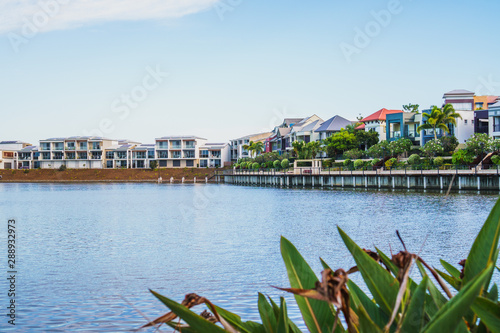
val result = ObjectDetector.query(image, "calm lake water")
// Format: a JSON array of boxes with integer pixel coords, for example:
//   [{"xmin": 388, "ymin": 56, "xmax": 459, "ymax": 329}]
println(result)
[{"xmin": 0, "ymin": 183, "xmax": 498, "ymax": 332}]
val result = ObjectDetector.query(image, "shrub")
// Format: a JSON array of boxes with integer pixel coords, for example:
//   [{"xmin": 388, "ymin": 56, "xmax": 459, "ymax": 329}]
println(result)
[
  {"xmin": 252, "ymin": 163, "xmax": 260, "ymax": 170},
  {"xmin": 433, "ymin": 156, "xmax": 444, "ymax": 166},
  {"xmin": 234, "ymin": 164, "xmax": 240, "ymax": 169},
  {"xmin": 149, "ymin": 160, "xmax": 158, "ymax": 170},
  {"xmin": 281, "ymin": 159, "xmax": 289, "ymax": 169},
  {"xmin": 23, "ymin": 169, "xmax": 30, "ymax": 174},
  {"xmin": 260, "ymin": 163, "xmax": 267, "ymax": 169},
  {"xmin": 273, "ymin": 160, "xmax": 281, "ymax": 169},
  {"xmin": 407, "ymin": 154, "xmax": 421, "ymax": 165},
  {"xmin": 465, "ymin": 133, "xmax": 492, "ymax": 157},
  {"xmin": 144, "ymin": 199, "xmax": 500, "ymax": 333},
  {"xmin": 322, "ymin": 160, "xmax": 331, "ymax": 168},
  {"xmin": 452, "ymin": 149, "xmax": 474, "ymax": 165},
  {"xmin": 389, "ymin": 138, "xmax": 412, "ymax": 156},
  {"xmin": 343, "ymin": 149, "xmax": 364, "ymax": 160},
  {"xmin": 353, "ymin": 159, "xmax": 364, "ymax": 169},
  {"xmin": 58, "ymin": 165, "xmax": 67, "ymax": 171},
  {"xmin": 385, "ymin": 157, "xmax": 397, "ymax": 168},
  {"xmin": 371, "ymin": 158, "xmax": 380, "ymax": 166},
  {"xmin": 491, "ymin": 155, "xmax": 500, "ymax": 165},
  {"xmin": 343, "ymin": 159, "xmax": 352, "ymax": 167},
  {"xmin": 439, "ymin": 136, "xmax": 459, "ymax": 154},
  {"xmin": 420, "ymin": 139, "xmax": 444, "ymax": 158}
]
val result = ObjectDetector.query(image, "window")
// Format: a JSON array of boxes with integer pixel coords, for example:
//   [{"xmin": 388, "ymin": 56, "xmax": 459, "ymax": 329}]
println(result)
[
  {"xmin": 106, "ymin": 161, "xmax": 113, "ymax": 168},
  {"xmin": 464, "ymin": 120, "xmax": 468, "ymax": 124},
  {"xmin": 106, "ymin": 151, "xmax": 114, "ymax": 159},
  {"xmin": 200, "ymin": 160, "xmax": 208, "ymax": 167},
  {"xmin": 186, "ymin": 160, "xmax": 194, "ymax": 167},
  {"xmin": 92, "ymin": 142, "xmax": 101, "ymax": 150},
  {"xmin": 451, "ymin": 103, "xmax": 472, "ymax": 111},
  {"xmin": 200, "ymin": 150, "xmax": 209, "ymax": 158},
  {"xmin": 173, "ymin": 160, "xmax": 181, "ymax": 167},
  {"xmin": 148, "ymin": 150, "xmax": 155, "ymax": 159},
  {"xmin": 159, "ymin": 160, "xmax": 167, "ymax": 167}
]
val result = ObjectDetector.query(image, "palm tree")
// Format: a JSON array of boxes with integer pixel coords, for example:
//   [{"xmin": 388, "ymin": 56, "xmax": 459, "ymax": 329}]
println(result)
[
  {"xmin": 243, "ymin": 141, "xmax": 264, "ymax": 158},
  {"xmin": 417, "ymin": 105, "xmax": 461, "ymax": 140},
  {"xmin": 306, "ymin": 141, "xmax": 322, "ymax": 159},
  {"xmin": 292, "ymin": 141, "xmax": 306, "ymax": 159},
  {"xmin": 252, "ymin": 141, "xmax": 264, "ymax": 157},
  {"xmin": 440, "ymin": 103, "xmax": 462, "ymax": 135},
  {"xmin": 243, "ymin": 141, "xmax": 255, "ymax": 158}
]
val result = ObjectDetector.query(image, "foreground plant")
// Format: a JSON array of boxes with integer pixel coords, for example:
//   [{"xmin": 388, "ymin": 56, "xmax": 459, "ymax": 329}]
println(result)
[{"xmin": 141, "ymin": 198, "xmax": 500, "ymax": 332}]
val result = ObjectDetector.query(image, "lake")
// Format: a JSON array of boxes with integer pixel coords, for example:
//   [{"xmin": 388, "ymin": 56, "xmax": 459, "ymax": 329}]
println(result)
[{"xmin": 0, "ymin": 183, "xmax": 498, "ymax": 332}]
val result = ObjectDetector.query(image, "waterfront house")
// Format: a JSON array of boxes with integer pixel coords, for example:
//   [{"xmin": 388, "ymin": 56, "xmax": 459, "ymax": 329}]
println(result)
[
  {"xmin": 155, "ymin": 136, "xmax": 206, "ymax": 168},
  {"xmin": 199, "ymin": 143, "xmax": 231, "ymax": 167},
  {"xmin": 473, "ymin": 95, "xmax": 499, "ymax": 135},
  {"xmin": 442, "ymin": 90, "xmax": 477, "ymax": 143},
  {"xmin": 230, "ymin": 132, "xmax": 272, "ymax": 162},
  {"xmin": 359, "ymin": 108, "xmax": 403, "ymax": 140},
  {"xmin": 488, "ymin": 100, "xmax": 500, "ymax": 139},
  {"xmin": 131, "ymin": 144, "xmax": 155, "ymax": 169},
  {"xmin": 17, "ymin": 145, "xmax": 39, "ymax": 169},
  {"xmin": 0, "ymin": 141, "xmax": 32, "ymax": 169},
  {"xmin": 315, "ymin": 115, "xmax": 354, "ymax": 141},
  {"xmin": 386, "ymin": 112, "xmax": 422, "ymax": 145},
  {"xmin": 38, "ymin": 136, "xmax": 118, "ymax": 169},
  {"xmin": 266, "ymin": 118, "xmax": 304, "ymax": 155}
]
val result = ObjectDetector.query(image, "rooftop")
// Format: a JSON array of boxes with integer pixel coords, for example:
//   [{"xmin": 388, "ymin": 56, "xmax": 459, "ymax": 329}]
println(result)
[
  {"xmin": 361, "ymin": 108, "xmax": 403, "ymax": 122},
  {"xmin": 315, "ymin": 115, "xmax": 353, "ymax": 132}
]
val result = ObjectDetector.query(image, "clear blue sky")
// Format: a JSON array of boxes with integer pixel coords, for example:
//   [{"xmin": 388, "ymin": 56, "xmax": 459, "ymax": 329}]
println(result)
[{"xmin": 1, "ymin": 0, "xmax": 500, "ymax": 145}]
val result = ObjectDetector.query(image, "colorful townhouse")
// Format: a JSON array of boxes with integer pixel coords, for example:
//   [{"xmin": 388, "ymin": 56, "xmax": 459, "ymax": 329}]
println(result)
[
  {"xmin": 489, "ymin": 100, "xmax": 500, "ymax": 139},
  {"xmin": 265, "ymin": 118, "xmax": 303, "ymax": 155},
  {"xmin": 357, "ymin": 108, "xmax": 404, "ymax": 139},
  {"xmin": 288, "ymin": 114, "xmax": 324, "ymax": 144}
]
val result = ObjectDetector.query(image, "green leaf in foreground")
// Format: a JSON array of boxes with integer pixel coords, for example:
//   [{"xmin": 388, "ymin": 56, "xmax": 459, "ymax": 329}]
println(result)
[
  {"xmin": 338, "ymin": 227, "xmax": 399, "ymax": 317},
  {"xmin": 280, "ymin": 236, "xmax": 336, "ymax": 333},
  {"xmin": 400, "ymin": 275, "xmax": 429, "ymax": 332},
  {"xmin": 149, "ymin": 290, "xmax": 226, "ymax": 333},
  {"xmin": 472, "ymin": 297, "xmax": 500, "ymax": 332},
  {"xmin": 422, "ymin": 264, "xmax": 494, "ymax": 333},
  {"xmin": 463, "ymin": 197, "xmax": 500, "ymax": 288}
]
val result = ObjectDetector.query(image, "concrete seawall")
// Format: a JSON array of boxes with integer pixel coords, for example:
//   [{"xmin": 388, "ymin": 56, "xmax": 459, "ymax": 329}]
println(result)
[{"xmin": 223, "ymin": 172, "xmax": 500, "ymax": 191}]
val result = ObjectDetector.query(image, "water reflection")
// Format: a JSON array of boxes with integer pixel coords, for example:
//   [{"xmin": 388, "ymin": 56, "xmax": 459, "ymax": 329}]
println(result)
[{"xmin": 0, "ymin": 183, "xmax": 497, "ymax": 331}]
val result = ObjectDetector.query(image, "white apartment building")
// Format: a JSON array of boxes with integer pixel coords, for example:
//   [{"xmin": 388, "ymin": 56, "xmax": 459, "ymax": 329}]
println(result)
[
  {"xmin": 0, "ymin": 141, "xmax": 32, "ymax": 169},
  {"xmin": 230, "ymin": 132, "xmax": 272, "ymax": 161},
  {"xmin": 199, "ymin": 143, "xmax": 231, "ymax": 168},
  {"xmin": 38, "ymin": 136, "xmax": 118, "ymax": 169},
  {"xmin": 155, "ymin": 136, "xmax": 207, "ymax": 168}
]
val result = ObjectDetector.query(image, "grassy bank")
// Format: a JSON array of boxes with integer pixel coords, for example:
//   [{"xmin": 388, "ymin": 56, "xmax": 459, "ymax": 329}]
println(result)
[{"xmin": 0, "ymin": 168, "xmax": 220, "ymax": 183}]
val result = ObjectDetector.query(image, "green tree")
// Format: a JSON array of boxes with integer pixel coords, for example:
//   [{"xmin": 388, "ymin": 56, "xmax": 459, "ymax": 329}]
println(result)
[
  {"xmin": 291, "ymin": 141, "xmax": 306, "ymax": 159},
  {"xmin": 355, "ymin": 130, "xmax": 379, "ymax": 149},
  {"xmin": 322, "ymin": 129, "xmax": 357, "ymax": 158},
  {"xmin": 417, "ymin": 104, "xmax": 462, "ymax": 140},
  {"xmin": 306, "ymin": 141, "xmax": 322, "ymax": 159},
  {"xmin": 149, "ymin": 160, "xmax": 158, "ymax": 170},
  {"xmin": 243, "ymin": 141, "xmax": 264, "ymax": 158},
  {"xmin": 420, "ymin": 139, "xmax": 444, "ymax": 158},
  {"xmin": 367, "ymin": 141, "xmax": 391, "ymax": 158},
  {"xmin": 465, "ymin": 133, "xmax": 492, "ymax": 158},
  {"xmin": 402, "ymin": 103, "xmax": 420, "ymax": 113},
  {"xmin": 439, "ymin": 135, "xmax": 459, "ymax": 154},
  {"xmin": 388, "ymin": 138, "xmax": 412, "ymax": 156}
]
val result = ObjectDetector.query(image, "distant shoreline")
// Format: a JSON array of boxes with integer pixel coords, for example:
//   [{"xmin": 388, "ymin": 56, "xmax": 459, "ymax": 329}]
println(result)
[{"xmin": 0, "ymin": 168, "xmax": 220, "ymax": 183}]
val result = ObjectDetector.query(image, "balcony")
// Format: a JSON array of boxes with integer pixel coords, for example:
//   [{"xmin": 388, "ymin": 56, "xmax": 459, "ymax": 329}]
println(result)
[
  {"xmin": 66, "ymin": 156, "xmax": 75, "ymax": 160},
  {"xmin": 171, "ymin": 145, "xmax": 182, "ymax": 150},
  {"xmin": 184, "ymin": 142, "xmax": 196, "ymax": 149},
  {"xmin": 53, "ymin": 147, "xmax": 64, "ymax": 151},
  {"xmin": 91, "ymin": 156, "xmax": 102, "ymax": 160},
  {"xmin": 494, "ymin": 124, "xmax": 500, "ymax": 133},
  {"xmin": 78, "ymin": 146, "xmax": 88, "ymax": 151},
  {"xmin": 157, "ymin": 153, "xmax": 168, "ymax": 159},
  {"xmin": 171, "ymin": 153, "xmax": 182, "ymax": 159},
  {"xmin": 40, "ymin": 146, "xmax": 51, "ymax": 151},
  {"xmin": 90, "ymin": 146, "xmax": 101, "ymax": 150},
  {"xmin": 390, "ymin": 131, "xmax": 401, "ymax": 139},
  {"xmin": 65, "ymin": 146, "xmax": 76, "ymax": 150}
]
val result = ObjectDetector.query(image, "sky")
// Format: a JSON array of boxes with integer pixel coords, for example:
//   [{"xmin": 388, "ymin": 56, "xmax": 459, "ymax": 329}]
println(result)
[{"xmin": 1, "ymin": 0, "xmax": 500, "ymax": 145}]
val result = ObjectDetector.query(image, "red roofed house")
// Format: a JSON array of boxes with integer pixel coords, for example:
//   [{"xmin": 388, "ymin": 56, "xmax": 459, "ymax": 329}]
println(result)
[{"xmin": 359, "ymin": 108, "xmax": 403, "ymax": 141}]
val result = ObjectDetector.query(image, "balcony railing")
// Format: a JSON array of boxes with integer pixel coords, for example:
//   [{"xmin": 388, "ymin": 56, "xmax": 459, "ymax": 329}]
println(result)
[
  {"xmin": 184, "ymin": 143, "xmax": 196, "ymax": 149},
  {"xmin": 91, "ymin": 156, "xmax": 102, "ymax": 160},
  {"xmin": 40, "ymin": 146, "xmax": 51, "ymax": 151},
  {"xmin": 390, "ymin": 131, "xmax": 401, "ymax": 139},
  {"xmin": 65, "ymin": 147, "xmax": 76, "ymax": 150},
  {"xmin": 53, "ymin": 147, "xmax": 64, "ymax": 151},
  {"xmin": 494, "ymin": 124, "xmax": 500, "ymax": 132},
  {"xmin": 171, "ymin": 145, "xmax": 182, "ymax": 149}
]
